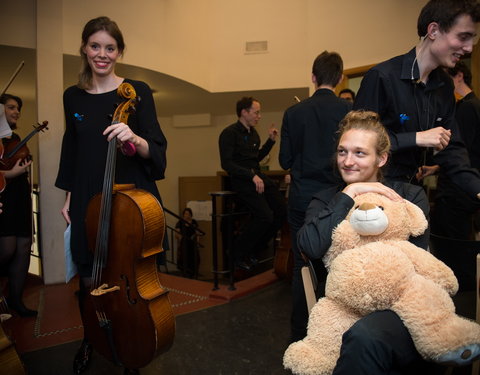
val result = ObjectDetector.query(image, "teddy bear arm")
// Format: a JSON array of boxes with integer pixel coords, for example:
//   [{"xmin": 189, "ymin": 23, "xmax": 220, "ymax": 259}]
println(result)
[
  {"xmin": 398, "ymin": 241, "xmax": 458, "ymax": 295},
  {"xmin": 325, "ymin": 220, "xmax": 361, "ymax": 269}
]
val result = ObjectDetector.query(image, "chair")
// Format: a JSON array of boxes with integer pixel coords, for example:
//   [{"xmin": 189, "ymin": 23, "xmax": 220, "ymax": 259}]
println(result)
[{"xmin": 302, "ymin": 260, "xmax": 319, "ymax": 315}]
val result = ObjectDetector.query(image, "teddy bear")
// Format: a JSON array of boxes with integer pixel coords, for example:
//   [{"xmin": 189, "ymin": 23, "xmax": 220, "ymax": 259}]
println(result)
[{"xmin": 283, "ymin": 192, "xmax": 480, "ymax": 375}]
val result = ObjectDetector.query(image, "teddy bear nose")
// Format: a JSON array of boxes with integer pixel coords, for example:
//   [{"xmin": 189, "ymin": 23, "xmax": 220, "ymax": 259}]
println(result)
[{"xmin": 358, "ymin": 202, "xmax": 377, "ymax": 211}]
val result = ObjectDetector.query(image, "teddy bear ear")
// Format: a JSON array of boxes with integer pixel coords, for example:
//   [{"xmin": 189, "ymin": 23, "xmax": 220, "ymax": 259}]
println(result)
[{"xmin": 404, "ymin": 199, "xmax": 428, "ymax": 236}]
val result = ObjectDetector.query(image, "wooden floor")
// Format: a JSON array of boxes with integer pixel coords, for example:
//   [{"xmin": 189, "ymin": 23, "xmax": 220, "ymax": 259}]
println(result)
[{"xmin": 1, "ymin": 269, "xmax": 280, "ymax": 354}]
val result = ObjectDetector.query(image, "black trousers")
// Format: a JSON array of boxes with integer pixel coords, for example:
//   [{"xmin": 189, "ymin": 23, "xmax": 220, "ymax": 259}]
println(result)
[
  {"xmin": 431, "ymin": 197, "xmax": 480, "ymax": 240},
  {"xmin": 333, "ymin": 310, "xmax": 443, "ymax": 375},
  {"xmin": 231, "ymin": 176, "xmax": 286, "ymax": 262}
]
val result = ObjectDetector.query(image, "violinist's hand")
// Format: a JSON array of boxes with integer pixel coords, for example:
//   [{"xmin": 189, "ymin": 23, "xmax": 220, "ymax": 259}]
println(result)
[
  {"xmin": 61, "ymin": 192, "xmax": 71, "ymax": 225},
  {"xmin": 103, "ymin": 122, "xmax": 150, "ymax": 158},
  {"xmin": 3, "ymin": 158, "xmax": 32, "ymax": 179}
]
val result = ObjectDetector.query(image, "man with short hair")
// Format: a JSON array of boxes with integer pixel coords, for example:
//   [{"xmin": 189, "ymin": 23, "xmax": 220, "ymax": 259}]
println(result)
[
  {"xmin": 219, "ymin": 97, "xmax": 286, "ymax": 270},
  {"xmin": 279, "ymin": 50, "xmax": 351, "ymax": 342}
]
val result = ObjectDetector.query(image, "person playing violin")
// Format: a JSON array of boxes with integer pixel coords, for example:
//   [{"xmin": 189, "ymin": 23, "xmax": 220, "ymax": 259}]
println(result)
[
  {"xmin": 0, "ymin": 93, "xmax": 36, "ymax": 317},
  {"xmin": 55, "ymin": 16, "xmax": 167, "ymax": 375}
]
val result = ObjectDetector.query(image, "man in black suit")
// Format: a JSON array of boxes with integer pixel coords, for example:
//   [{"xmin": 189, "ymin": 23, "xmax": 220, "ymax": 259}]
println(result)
[{"xmin": 279, "ymin": 51, "xmax": 352, "ymax": 342}]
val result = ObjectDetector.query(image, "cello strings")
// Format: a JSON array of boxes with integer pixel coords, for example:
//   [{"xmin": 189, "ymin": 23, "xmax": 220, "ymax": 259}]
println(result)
[{"xmin": 91, "ymin": 135, "xmax": 117, "ymax": 322}]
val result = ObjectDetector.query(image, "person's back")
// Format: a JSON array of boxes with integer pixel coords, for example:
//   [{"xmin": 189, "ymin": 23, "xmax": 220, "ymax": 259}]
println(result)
[
  {"xmin": 281, "ymin": 89, "xmax": 350, "ymax": 209},
  {"xmin": 279, "ymin": 50, "xmax": 351, "ymax": 342}
]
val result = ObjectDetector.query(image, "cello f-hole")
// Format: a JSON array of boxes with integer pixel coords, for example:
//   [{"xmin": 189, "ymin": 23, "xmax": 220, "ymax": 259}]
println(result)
[{"xmin": 120, "ymin": 274, "xmax": 137, "ymax": 305}]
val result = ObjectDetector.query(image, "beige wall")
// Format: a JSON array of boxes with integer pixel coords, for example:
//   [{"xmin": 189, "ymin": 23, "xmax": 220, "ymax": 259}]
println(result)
[
  {"xmin": 0, "ymin": 0, "xmax": 428, "ymax": 283},
  {"xmin": 2, "ymin": 0, "xmax": 427, "ymax": 92}
]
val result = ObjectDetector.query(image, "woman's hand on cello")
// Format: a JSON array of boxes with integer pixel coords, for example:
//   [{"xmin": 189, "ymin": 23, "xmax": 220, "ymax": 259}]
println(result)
[
  {"xmin": 103, "ymin": 122, "xmax": 149, "ymax": 157},
  {"xmin": 342, "ymin": 182, "xmax": 402, "ymax": 202},
  {"xmin": 103, "ymin": 122, "xmax": 138, "ymax": 146}
]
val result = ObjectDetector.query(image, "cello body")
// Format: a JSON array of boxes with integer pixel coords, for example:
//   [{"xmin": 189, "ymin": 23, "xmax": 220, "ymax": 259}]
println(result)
[{"xmin": 85, "ymin": 185, "xmax": 175, "ymax": 369}]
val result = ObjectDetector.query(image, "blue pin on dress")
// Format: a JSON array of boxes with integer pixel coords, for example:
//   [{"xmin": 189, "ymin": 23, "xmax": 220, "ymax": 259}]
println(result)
[
  {"xmin": 74, "ymin": 113, "xmax": 84, "ymax": 122},
  {"xmin": 399, "ymin": 113, "xmax": 410, "ymax": 125}
]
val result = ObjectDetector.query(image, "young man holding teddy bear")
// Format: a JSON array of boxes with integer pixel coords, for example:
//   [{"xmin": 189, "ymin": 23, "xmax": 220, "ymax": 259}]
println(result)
[{"xmin": 296, "ymin": 0, "xmax": 480, "ymax": 374}]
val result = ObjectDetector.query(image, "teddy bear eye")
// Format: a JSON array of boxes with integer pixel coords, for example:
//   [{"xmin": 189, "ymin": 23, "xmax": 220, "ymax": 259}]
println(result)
[{"xmin": 378, "ymin": 206, "xmax": 384, "ymax": 210}]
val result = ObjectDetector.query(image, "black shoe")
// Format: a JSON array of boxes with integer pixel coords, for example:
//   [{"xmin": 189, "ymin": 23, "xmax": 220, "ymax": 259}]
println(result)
[
  {"xmin": 73, "ymin": 340, "xmax": 93, "ymax": 374},
  {"xmin": 235, "ymin": 261, "xmax": 251, "ymax": 271},
  {"xmin": 7, "ymin": 299, "xmax": 37, "ymax": 317}
]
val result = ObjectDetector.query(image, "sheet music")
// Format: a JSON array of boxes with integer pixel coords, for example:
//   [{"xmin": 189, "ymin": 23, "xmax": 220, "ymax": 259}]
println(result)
[
  {"xmin": 0, "ymin": 104, "xmax": 12, "ymax": 138},
  {"xmin": 186, "ymin": 200, "xmax": 212, "ymax": 221}
]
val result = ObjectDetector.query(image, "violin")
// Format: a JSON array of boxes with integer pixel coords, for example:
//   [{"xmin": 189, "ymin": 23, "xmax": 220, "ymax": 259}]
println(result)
[{"xmin": 0, "ymin": 121, "xmax": 48, "ymax": 171}]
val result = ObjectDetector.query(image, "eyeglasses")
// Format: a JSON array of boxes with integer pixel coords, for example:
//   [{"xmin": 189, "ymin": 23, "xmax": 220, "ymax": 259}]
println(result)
[{"xmin": 249, "ymin": 110, "xmax": 261, "ymax": 116}]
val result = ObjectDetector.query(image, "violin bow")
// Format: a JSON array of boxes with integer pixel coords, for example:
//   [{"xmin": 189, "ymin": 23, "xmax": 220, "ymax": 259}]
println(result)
[{"xmin": 0, "ymin": 61, "xmax": 25, "ymax": 97}]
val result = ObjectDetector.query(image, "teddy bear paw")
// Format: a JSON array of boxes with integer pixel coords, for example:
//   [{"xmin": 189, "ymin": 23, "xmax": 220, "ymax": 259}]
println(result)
[{"xmin": 436, "ymin": 344, "xmax": 480, "ymax": 366}]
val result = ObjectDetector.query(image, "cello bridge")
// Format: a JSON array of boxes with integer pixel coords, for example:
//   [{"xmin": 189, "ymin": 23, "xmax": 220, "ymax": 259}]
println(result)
[{"xmin": 90, "ymin": 283, "xmax": 120, "ymax": 296}]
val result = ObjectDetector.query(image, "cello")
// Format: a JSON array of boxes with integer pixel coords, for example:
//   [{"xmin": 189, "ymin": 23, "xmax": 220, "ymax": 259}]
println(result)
[{"xmin": 83, "ymin": 82, "xmax": 175, "ymax": 370}]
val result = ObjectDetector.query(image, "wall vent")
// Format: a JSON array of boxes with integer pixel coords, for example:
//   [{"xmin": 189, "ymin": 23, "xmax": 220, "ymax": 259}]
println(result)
[{"xmin": 245, "ymin": 40, "xmax": 268, "ymax": 54}]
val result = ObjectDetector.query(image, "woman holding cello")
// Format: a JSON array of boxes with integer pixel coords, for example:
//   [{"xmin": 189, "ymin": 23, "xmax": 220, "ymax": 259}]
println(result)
[
  {"xmin": 55, "ymin": 17, "xmax": 169, "ymax": 375},
  {"xmin": 0, "ymin": 93, "xmax": 36, "ymax": 318}
]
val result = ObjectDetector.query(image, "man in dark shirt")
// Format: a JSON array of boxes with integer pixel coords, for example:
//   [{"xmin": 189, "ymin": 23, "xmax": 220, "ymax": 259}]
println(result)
[
  {"xmin": 354, "ymin": 1, "xmax": 480, "ymax": 199},
  {"xmin": 430, "ymin": 61, "xmax": 480, "ymax": 239},
  {"xmin": 219, "ymin": 97, "xmax": 286, "ymax": 270},
  {"xmin": 279, "ymin": 51, "xmax": 351, "ymax": 342}
]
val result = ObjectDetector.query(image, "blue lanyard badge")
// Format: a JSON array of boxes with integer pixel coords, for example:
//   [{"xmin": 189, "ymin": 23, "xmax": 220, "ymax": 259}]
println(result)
[{"xmin": 399, "ymin": 113, "xmax": 410, "ymax": 125}]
